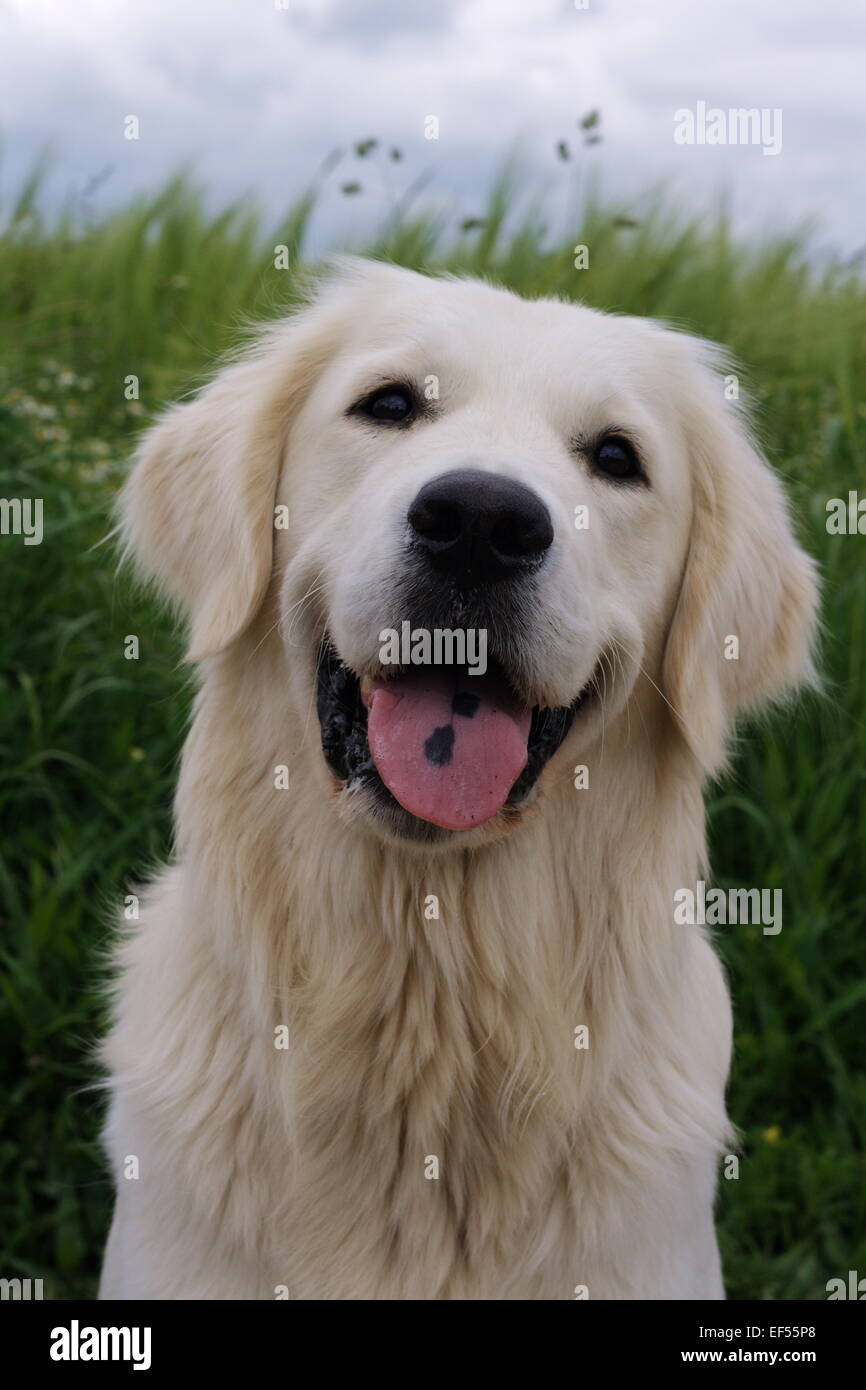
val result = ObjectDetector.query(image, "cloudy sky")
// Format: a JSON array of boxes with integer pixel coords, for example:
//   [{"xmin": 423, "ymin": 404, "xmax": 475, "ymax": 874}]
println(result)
[{"xmin": 2, "ymin": 0, "xmax": 863, "ymax": 257}]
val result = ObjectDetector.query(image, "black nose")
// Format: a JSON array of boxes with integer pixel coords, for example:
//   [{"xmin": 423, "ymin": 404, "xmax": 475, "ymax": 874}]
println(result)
[{"xmin": 407, "ymin": 469, "xmax": 554, "ymax": 586}]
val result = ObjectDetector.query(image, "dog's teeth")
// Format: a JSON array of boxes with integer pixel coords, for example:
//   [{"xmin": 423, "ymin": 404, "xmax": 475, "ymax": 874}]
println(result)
[{"xmin": 360, "ymin": 674, "xmax": 373, "ymax": 707}]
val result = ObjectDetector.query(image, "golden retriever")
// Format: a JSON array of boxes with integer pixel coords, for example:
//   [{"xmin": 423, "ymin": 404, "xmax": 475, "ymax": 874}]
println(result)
[{"xmin": 100, "ymin": 259, "xmax": 818, "ymax": 1300}]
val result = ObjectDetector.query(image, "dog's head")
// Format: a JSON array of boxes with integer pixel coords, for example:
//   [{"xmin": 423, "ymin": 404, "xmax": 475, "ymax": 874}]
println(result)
[{"xmin": 122, "ymin": 259, "xmax": 818, "ymax": 845}]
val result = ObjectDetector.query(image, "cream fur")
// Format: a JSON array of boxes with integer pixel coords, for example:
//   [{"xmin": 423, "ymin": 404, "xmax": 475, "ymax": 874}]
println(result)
[{"xmin": 100, "ymin": 260, "xmax": 818, "ymax": 1300}]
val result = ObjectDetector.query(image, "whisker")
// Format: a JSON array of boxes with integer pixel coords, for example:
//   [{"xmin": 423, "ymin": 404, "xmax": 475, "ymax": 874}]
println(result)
[
  {"xmin": 608, "ymin": 634, "xmax": 697, "ymax": 742},
  {"xmin": 245, "ymin": 612, "xmax": 285, "ymax": 666},
  {"xmin": 285, "ymin": 578, "xmax": 328, "ymax": 646},
  {"xmin": 302, "ymin": 630, "xmax": 331, "ymax": 746}
]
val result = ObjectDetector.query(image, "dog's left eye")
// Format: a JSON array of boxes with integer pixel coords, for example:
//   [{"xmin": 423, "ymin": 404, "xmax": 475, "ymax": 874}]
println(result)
[
  {"xmin": 355, "ymin": 385, "xmax": 417, "ymax": 424},
  {"xmin": 593, "ymin": 435, "xmax": 644, "ymax": 482}
]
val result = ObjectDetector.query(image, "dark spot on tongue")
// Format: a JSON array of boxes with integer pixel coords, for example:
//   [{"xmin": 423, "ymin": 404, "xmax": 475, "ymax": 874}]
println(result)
[
  {"xmin": 424, "ymin": 725, "xmax": 455, "ymax": 767},
  {"xmin": 452, "ymin": 691, "xmax": 480, "ymax": 719}
]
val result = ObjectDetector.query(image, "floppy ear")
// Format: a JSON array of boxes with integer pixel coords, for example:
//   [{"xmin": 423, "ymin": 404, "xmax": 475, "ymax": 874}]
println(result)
[
  {"xmin": 120, "ymin": 288, "xmax": 347, "ymax": 661},
  {"xmin": 661, "ymin": 340, "xmax": 819, "ymax": 774}
]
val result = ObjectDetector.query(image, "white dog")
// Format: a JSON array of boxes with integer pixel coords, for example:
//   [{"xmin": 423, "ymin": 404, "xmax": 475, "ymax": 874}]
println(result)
[{"xmin": 100, "ymin": 259, "xmax": 817, "ymax": 1300}]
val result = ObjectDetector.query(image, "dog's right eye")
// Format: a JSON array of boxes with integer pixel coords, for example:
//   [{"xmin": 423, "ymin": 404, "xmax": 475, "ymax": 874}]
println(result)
[{"xmin": 353, "ymin": 384, "xmax": 417, "ymax": 424}]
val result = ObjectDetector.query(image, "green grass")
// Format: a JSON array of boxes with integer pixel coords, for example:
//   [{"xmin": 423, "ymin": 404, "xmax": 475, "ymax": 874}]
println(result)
[{"xmin": 1, "ymin": 160, "xmax": 864, "ymax": 1299}]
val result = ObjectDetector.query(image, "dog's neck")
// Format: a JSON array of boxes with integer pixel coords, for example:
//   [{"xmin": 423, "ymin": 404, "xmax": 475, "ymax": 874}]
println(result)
[{"xmin": 176, "ymin": 642, "xmax": 708, "ymax": 1050}]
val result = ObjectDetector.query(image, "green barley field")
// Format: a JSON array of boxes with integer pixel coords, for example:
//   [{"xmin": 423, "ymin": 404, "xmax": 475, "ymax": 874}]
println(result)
[{"xmin": 1, "ymin": 160, "xmax": 864, "ymax": 1299}]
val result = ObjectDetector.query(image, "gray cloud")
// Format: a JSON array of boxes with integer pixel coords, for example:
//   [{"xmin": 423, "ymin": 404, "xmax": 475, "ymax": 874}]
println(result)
[
  {"xmin": 308, "ymin": 0, "xmax": 461, "ymax": 46},
  {"xmin": 0, "ymin": 0, "xmax": 861, "ymax": 257}
]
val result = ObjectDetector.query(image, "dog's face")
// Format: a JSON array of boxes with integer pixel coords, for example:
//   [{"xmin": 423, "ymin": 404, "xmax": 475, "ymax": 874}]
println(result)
[
  {"xmin": 280, "ymin": 269, "xmax": 692, "ymax": 843},
  {"xmin": 123, "ymin": 260, "xmax": 817, "ymax": 847}
]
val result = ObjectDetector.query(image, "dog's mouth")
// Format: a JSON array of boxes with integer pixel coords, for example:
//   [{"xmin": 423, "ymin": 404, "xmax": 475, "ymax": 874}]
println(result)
[{"xmin": 316, "ymin": 640, "xmax": 595, "ymax": 837}]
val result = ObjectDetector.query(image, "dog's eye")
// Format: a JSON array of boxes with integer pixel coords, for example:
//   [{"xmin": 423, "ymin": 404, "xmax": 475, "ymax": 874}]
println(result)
[
  {"xmin": 356, "ymin": 385, "xmax": 417, "ymax": 424},
  {"xmin": 593, "ymin": 435, "xmax": 644, "ymax": 482}
]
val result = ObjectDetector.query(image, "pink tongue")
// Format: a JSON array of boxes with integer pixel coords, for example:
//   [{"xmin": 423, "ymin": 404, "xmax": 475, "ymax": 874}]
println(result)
[{"xmin": 364, "ymin": 669, "xmax": 531, "ymax": 831}]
